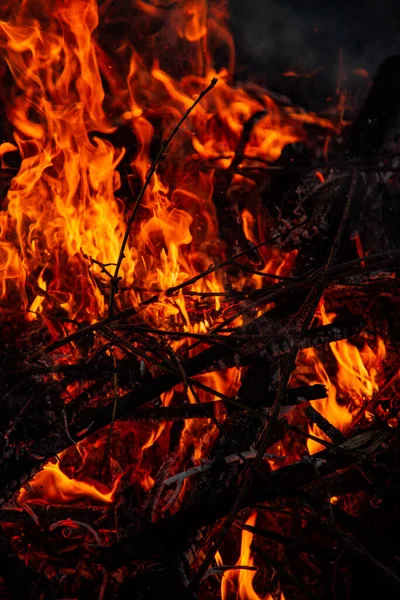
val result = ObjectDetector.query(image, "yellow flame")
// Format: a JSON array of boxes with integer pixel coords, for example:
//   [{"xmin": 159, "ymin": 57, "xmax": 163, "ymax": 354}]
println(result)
[
  {"xmin": 219, "ymin": 512, "xmax": 285, "ymax": 600},
  {"xmin": 294, "ymin": 300, "xmax": 385, "ymax": 453},
  {"xmin": 19, "ymin": 461, "xmax": 121, "ymax": 505}
]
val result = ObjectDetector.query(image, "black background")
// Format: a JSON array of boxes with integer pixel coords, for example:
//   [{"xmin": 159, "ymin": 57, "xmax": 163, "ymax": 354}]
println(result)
[{"xmin": 229, "ymin": 0, "xmax": 400, "ymax": 110}]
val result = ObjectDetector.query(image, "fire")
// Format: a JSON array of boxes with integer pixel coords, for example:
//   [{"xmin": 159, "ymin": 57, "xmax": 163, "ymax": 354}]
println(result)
[
  {"xmin": 0, "ymin": 0, "xmax": 373, "ymax": 518},
  {"xmin": 217, "ymin": 512, "xmax": 285, "ymax": 600},
  {"xmin": 293, "ymin": 301, "xmax": 386, "ymax": 453},
  {"xmin": 0, "ymin": 2, "xmax": 392, "ymax": 599},
  {"xmin": 0, "ymin": 0, "xmax": 325, "ymax": 327},
  {"xmin": 19, "ymin": 461, "xmax": 120, "ymax": 505}
]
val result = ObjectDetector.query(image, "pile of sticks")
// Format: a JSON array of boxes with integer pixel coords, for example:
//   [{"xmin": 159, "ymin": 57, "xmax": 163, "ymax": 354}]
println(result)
[{"xmin": 1, "ymin": 57, "xmax": 400, "ymax": 600}]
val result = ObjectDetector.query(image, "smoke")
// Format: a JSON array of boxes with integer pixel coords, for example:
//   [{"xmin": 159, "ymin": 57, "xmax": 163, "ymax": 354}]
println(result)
[{"xmin": 229, "ymin": 0, "xmax": 400, "ymax": 109}]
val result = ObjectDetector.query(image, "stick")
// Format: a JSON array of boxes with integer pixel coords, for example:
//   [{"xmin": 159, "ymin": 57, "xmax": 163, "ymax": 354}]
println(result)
[
  {"xmin": 305, "ymin": 406, "xmax": 346, "ymax": 444},
  {"xmin": 97, "ymin": 430, "xmax": 388, "ymax": 568},
  {"xmin": 108, "ymin": 77, "xmax": 218, "ymax": 313},
  {"xmin": 143, "ymin": 453, "xmax": 176, "ymax": 523},
  {"xmin": 68, "ymin": 320, "xmax": 361, "ymax": 436},
  {"xmin": 163, "ymin": 449, "xmax": 286, "ymax": 490},
  {"xmin": 28, "ymin": 243, "xmax": 396, "ymax": 362},
  {"xmin": 126, "ymin": 385, "xmax": 326, "ymax": 422}
]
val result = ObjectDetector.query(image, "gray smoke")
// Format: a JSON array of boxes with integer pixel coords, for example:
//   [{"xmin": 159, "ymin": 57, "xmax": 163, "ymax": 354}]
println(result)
[{"xmin": 229, "ymin": 0, "xmax": 400, "ymax": 109}]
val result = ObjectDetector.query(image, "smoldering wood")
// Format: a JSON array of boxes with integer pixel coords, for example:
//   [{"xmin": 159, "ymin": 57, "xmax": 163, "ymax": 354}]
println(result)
[
  {"xmin": 0, "ymin": 315, "xmax": 360, "ymax": 508},
  {"xmin": 0, "ymin": 317, "xmax": 355, "ymax": 494},
  {"xmin": 97, "ymin": 430, "xmax": 390, "ymax": 568},
  {"xmin": 304, "ymin": 406, "xmax": 346, "ymax": 444},
  {"xmin": 125, "ymin": 384, "xmax": 326, "ymax": 422}
]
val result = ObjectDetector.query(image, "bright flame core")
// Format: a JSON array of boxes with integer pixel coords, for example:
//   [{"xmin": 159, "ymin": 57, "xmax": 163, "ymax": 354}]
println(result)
[
  {"xmin": 293, "ymin": 301, "xmax": 385, "ymax": 453},
  {"xmin": 217, "ymin": 512, "xmax": 285, "ymax": 600}
]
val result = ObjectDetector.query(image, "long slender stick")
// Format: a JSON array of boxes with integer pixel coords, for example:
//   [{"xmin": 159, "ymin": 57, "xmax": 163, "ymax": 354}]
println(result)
[{"xmin": 108, "ymin": 77, "xmax": 218, "ymax": 313}]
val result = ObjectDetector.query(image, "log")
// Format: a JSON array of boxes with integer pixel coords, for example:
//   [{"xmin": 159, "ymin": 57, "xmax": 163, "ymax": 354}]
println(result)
[{"xmin": 345, "ymin": 56, "xmax": 400, "ymax": 159}]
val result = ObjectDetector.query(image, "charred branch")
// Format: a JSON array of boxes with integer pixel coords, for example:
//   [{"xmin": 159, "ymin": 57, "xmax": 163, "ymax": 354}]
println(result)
[{"xmin": 97, "ymin": 430, "xmax": 390, "ymax": 568}]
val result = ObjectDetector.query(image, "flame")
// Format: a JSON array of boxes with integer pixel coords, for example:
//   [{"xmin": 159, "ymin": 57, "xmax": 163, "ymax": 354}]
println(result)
[
  {"xmin": 218, "ymin": 512, "xmax": 285, "ymax": 600},
  {"xmin": 19, "ymin": 461, "xmax": 120, "ymax": 505},
  {"xmin": 0, "ymin": 0, "xmax": 341, "ymax": 506},
  {"xmin": 0, "ymin": 0, "xmax": 325, "ymax": 327},
  {"xmin": 293, "ymin": 301, "xmax": 386, "ymax": 453}
]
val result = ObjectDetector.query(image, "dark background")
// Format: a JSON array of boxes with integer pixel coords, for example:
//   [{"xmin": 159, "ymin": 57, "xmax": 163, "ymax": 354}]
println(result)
[{"xmin": 229, "ymin": 0, "xmax": 400, "ymax": 110}]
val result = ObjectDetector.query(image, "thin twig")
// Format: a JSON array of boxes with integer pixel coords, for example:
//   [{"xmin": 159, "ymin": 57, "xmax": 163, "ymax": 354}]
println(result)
[
  {"xmin": 30, "ymin": 221, "xmax": 305, "ymax": 359},
  {"xmin": 108, "ymin": 77, "xmax": 218, "ymax": 313},
  {"xmin": 163, "ymin": 450, "xmax": 286, "ymax": 489},
  {"xmin": 98, "ymin": 351, "xmax": 119, "ymax": 478}
]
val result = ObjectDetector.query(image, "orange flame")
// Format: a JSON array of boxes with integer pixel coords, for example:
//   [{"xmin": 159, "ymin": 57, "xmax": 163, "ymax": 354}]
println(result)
[
  {"xmin": 0, "ymin": 0, "xmax": 329, "ymax": 328},
  {"xmin": 19, "ymin": 461, "xmax": 121, "ymax": 505},
  {"xmin": 218, "ymin": 512, "xmax": 285, "ymax": 600},
  {"xmin": 0, "ymin": 0, "xmax": 346, "ymax": 504},
  {"xmin": 293, "ymin": 301, "xmax": 385, "ymax": 453}
]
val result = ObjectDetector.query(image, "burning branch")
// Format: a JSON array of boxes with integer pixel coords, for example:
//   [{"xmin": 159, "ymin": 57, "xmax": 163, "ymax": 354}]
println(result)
[
  {"xmin": 108, "ymin": 77, "xmax": 218, "ymax": 313},
  {"xmin": 0, "ymin": 1, "xmax": 399, "ymax": 597}
]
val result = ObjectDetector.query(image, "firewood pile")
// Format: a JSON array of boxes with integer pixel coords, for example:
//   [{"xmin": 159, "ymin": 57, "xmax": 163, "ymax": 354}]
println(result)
[{"xmin": 0, "ymin": 1, "xmax": 400, "ymax": 599}]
